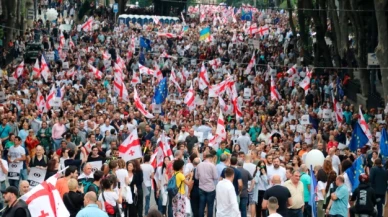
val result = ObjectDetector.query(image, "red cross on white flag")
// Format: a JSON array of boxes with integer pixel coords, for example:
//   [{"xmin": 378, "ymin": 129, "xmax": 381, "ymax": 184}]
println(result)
[
  {"xmin": 133, "ymin": 88, "xmax": 154, "ymax": 119},
  {"xmin": 119, "ymin": 129, "xmax": 143, "ymax": 162}
]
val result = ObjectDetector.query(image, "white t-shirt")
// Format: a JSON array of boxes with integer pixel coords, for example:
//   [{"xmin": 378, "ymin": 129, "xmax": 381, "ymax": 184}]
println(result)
[
  {"xmin": 268, "ymin": 213, "xmax": 283, "ymax": 217},
  {"xmin": 116, "ymin": 168, "xmax": 128, "ymax": 188},
  {"xmin": 267, "ymin": 166, "xmax": 287, "ymax": 185},
  {"xmin": 141, "ymin": 163, "xmax": 154, "ymax": 187},
  {"xmin": 98, "ymin": 191, "xmax": 119, "ymax": 211},
  {"xmin": 8, "ymin": 145, "xmax": 25, "ymax": 168},
  {"xmin": 331, "ymin": 155, "xmax": 341, "ymax": 175},
  {"xmin": 317, "ymin": 181, "xmax": 327, "ymax": 200},
  {"xmin": 0, "ymin": 159, "xmax": 8, "ymax": 181}
]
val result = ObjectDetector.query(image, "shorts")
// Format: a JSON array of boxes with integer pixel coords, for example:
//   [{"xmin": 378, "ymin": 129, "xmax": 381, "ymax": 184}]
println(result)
[{"xmin": 248, "ymin": 192, "xmax": 255, "ymax": 205}]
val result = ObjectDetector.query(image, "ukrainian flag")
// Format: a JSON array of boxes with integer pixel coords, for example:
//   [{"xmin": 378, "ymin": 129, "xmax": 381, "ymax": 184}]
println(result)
[{"xmin": 199, "ymin": 27, "xmax": 210, "ymax": 41}]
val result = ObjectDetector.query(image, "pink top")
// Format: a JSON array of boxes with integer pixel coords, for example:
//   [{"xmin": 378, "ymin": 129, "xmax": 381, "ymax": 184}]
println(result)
[{"xmin": 52, "ymin": 123, "xmax": 66, "ymax": 139}]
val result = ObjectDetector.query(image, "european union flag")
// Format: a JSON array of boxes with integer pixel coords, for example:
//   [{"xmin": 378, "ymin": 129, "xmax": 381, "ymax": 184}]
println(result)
[
  {"xmin": 153, "ymin": 77, "xmax": 168, "ymax": 104},
  {"xmin": 309, "ymin": 165, "xmax": 318, "ymax": 217},
  {"xmin": 348, "ymin": 122, "xmax": 368, "ymax": 152},
  {"xmin": 140, "ymin": 37, "xmax": 151, "ymax": 51},
  {"xmin": 241, "ymin": 9, "xmax": 252, "ymax": 21},
  {"xmin": 345, "ymin": 157, "xmax": 364, "ymax": 192},
  {"xmin": 56, "ymin": 87, "xmax": 61, "ymax": 98},
  {"xmin": 139, "ymin": 51, "xmax": 145, "ymax": 65},
  {"xmin": 379, "ymin": 128, "xmax": 388, "ymax": 163}
]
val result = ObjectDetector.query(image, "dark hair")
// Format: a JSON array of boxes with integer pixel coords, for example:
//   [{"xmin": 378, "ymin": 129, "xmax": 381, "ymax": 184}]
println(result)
[
  {"xmin": 101, "ymin": 177, "xmax": 112, "ymax": 190},
  {"xmin": 91, "ymin": 145, "xmax": 98, "ymax": 151},
  {"xmin": 375, "ymin": 158, "xmax": 382, "ymax": 166},
  {"xmin": 47, "ymin": 159, "xmax": 57, "ymax": 172},
  {"xmin": 316, "ymin": 169, "xmax": 328, "ymax": 182},
  {"xmin": 93, "ymin": 170, "xmax": 104, "ymax": 181},
  {"xmin": 109, "ymin": 160, "xmax": 118, "ymax": 170},
  {"xmin": 253, "ymin": 160, "xmax": 267, "ymax": 177},
  {"xmin": 60, "ymin": 147, "xmax": 67, "ymax": 157},
  {"xmin": 224, "ymin": 167, "xmax": 234, "ymax": 178},
  {"xmin": 230, "ymin": 156, "xmax": 238, "ymax": 166},
  {"xmin": 15, "ymin": 136, "xmax": 22, "ymax": 141},
  {"xmin": 65, "ymin": 166, "xmax": 77, "ymax": 177},
  {"xmin": 130, "ymin": 160, "xmax": 141, "ymax": 172},
  {"xmin": 68, "ymin": 149, "xmax": 76, "ymax": 158},
  {"xmin": 173, "ymin": 159, "xmax": 185, "ymax": 171},
  {"xmin": 325, "ymin": 171, "xmax": 337, "ymax": 193},
  {"xmin": 341, "ymin": 159, "xmax": 352, "ymax": 173},
  {"xmin": 144, "ymin": 154, "xmax": 151, "ymax": 162},
  {"xmin": 161, "ymin": 156, "xmax": 169, "ymax": 174},
  {"xmin": 146, "ymin": 208, "xmax": 163, "ymax": 217},
  {"xmin": 189, "ymin": 153, "xmax": 197, "ymax": 163}
]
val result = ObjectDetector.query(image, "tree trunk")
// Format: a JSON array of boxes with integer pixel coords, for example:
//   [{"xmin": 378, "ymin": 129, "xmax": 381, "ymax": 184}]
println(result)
[
  {"xmin": 327, "ymin": 0, "xmax": 349, "ymax": 60},
  {"xmin": 4, "ymin": 0, "xmax": 16, "ymax": 48},
  {"xmin": 287, "ymin": 0, "xmax": 296, "ymax": 37},
  {"xmin": 297, "ymin": 0, "xmax": 312, "ymax": 64},
  {"xmin": 117, "ymin": 0, "xmax": 128, "ymax": 15},
  {"xmin": 374, "ymin": 0, "xmax": 388, "ymax": 101}
]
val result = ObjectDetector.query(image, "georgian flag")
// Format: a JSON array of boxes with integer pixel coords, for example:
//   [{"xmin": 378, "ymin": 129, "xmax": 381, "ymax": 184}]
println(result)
[
  {"xmin": 114, "ymin": 63, "xmax": 125, "ymax": 81},
  {"xmin": 68, "ymin": 37, "xmax": 75, "ymax": 49},
  {"xmin": 81, "ymin": 17, "xmax": 94, "ymax": 32},
  {"xmin": 245, "ymin": 23, "xmax": 259, "ymax": 35},
  {"xmin": 198, "ymin": 63, "xmax": 210, "ymax": 90},
  {"xmin": 116, "ymin": 55, "xmax": 126, "ymax": 70},
  {"xmin": 139, "ymin": 63, "xmax": 155, "ymax": 76},
  {"xmin": 102, "ymin": 50, "xmax": 111, "ymax": 60},
  {"xmin": 13, "ymin": 61, "xmax": 25, "ymax": 78},
  {"xmin": 59, "ymin": 32, "xmax": 65, "ymax": 50},
  {"xmin": 160, "ymin": 51, "xmax": 177, "ymax": 60},
  {"xmin": 170, "ymin": 68, "xmax": 182, "ymax": 93},
  {"xmin": 21, "ymin": 172, "xmax": 70, "ymax": 217},
  {"xmin": 45, "ymin": 85, "xmax": 56, "ymax": 112},
  {"xmin": 209, "ymin": 110, "xmax": 227, "ymax": 150},
  {"xmin": 299, "ymin": 76, "xmax": 310, "ymax": 95},
  {"xmin": 150, "ymin": 146, "xmax": 164, "ymax": 168},
  {"xmin": 157, "ymin": 32, "xmax": 177, "ymax": 38},
  {"xmin": 258, "ymin": 25, "xmax": 269, "ymax": 36},
  {"xmin": 131, "ymin": 70, "xmax": 140, "ymax": 86},
  {"xmin": 358, "ymin": 106, "xmax": 374, "ymax": 145},
  {"xmin": 88, "ymin": 64, "xmax": 103, "ymax": 79},
  {"xmin": 32, "ymin": 58, "xmax": 41, "ymax": 78},
  {"xmin": 209, "ymin": 58, "xmax": 222, "ymax": 69},
  {"xmin": 287, "ymin": 64, "xmax": 297, "ymax": 75},
  {"xmin": 244, "ymin": 53, "xmax": 256, "ymax": 74},
  {"xmin": 114, "ymin": 73, "xmax": 129, "ymax": 102},
  {"xmin": 230, "ymin": 84, "xmax": 243, "ymax": 120},
  {"xmin": 36, "ymin": 90, "xmax": 46, "ymax": 114},
  {"xmin": 157, "ymin": 131, "xmax": 173, "ymax": 160},
  {"xmin": 218, "ymin": 96, "xmax": 231, "ymax": 114},
  {"xmin": 40, "ymin": 57, "xmax": 50, "ymax": 82},
  {"xmin": 133, "ymin": 88, "xmax": 154, "ymax": 119},
  {"xmin": 153, "ymin": 16, "xmax": 160, "ymax": 24},
  {"xmin": 306, "ymin": 67, "xmax": 313, "ymax": 78},
  {"xmin": 119, "ymin": 129, "xmax": 143, "ymax": 162},
  {"xmin": 270, "ymin": 76, "xmax": 281, "ymax": 101},
  {"xmin": 332, "ymin": 93, "xmax": 343, "ymax": 126},
  {"xmin": 184, "ymin": 83, "xmax": 196, "ymax": 111},
  {"xmin": 209, "ymin": 78, "xmax": 233, "ymax": 97}
]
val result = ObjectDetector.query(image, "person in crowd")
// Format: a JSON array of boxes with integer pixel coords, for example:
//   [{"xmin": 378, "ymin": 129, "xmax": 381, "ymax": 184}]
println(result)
[
  {"xmin": 216, "ymin": 153, "xmax": 228, "ymax": 179},
  {"xmin": 141, "ymin": 154, "xmax": 154, "ymax": 216},
  {"xmin": 1, "ymin": 186, "xmax": 31, "ymax": 217},
  {"xmin": 284, "ymin": 170, "xmax": 304, "ymax": 217},
  {"xmin": 52, "ymin": 118, "xmax": 67, "ymax": 151},
  {"xmin": 7, "ymin": 136, "xmax": 26, "ymax": 188},
  {"xmin": 76, "ymin": 192, "xmax": 109, "ymax": 217},
  {"xmin": 221, "ymin": 156, "xmax": 243, "ymax": 196},
  {"xmin": 237, "ymin": 158, "xmax": 252, "ymax": 217},
  {"xmin": 262, "ymin": 175, "xmax": 292, "ymax": 217},
  {"xmin": 63, "ymin": 178, "xmax": 85, "ymax": 217},
  {"xmin": 128, "ymin": 159, "xmax": 143, "ymax": 217},
  {"xmin": 195, "ymin": 152, "xmax": 218, "ymax": 217},
  {"xmin": 326, "ymin": 175, "xmax": 349, "ymax": 217},
  {"xmin": 369, "ymin": 158, "xmax": 388, "ymax": 217},
  {"xmin": 78, "ymin": 163, "xmax": 94, "ymax": 184},
  {"xmin": 253, "ymin": 160, "xmax": 269, "ymax": 217},
  {"xmin": 25, "ymin": 129, "xmax": 40, "ymax": 158},
  {"xmin": 28, "ymin": 145, "xmax": 48, "ymax": 170},
  {"xmin": 216, "ymin": 167, "xmax": 241, "ymax": 217},
  {"xmin": 190, "ymin": 157, "xmax": 201, "ymax": 217},
  {"xmin": 156, "ymin": 156, "xmax": 170, "ymax": 216},
  {"xmin": 315, "ymin": 169, "xmax": 327, "ymax": 217},
  {"xmin": 65, "ymin": 149, "xmax": 87, "ymax": 172},
  {"xmin": 98, "ymin": 175, "xmax": 122, "ymax": 217},
  {"xmin": 0, "ymin": 149, "xmax": 8, "ymax": 211},
  {"xmin": 267, "ymin": 196, "xmax": 282, "ymax": 217},
  {"xmin": 45, "ymin": 158, "xmax": 59, "ymax": 180},
  {"xmin": 56, "ymin": 166, "xmax": 79, "ymax": 198},
  {"xmin": 171, "ymin": 158, "xmax": 193, "ymax": 217},
  {"xmin": 19, "ymin": 180, "xmax": 29, "ymax": 196},
  {"xmin": 299, "ymin": 164, "xmax": 311, "ymax": 217},
  {"xmin": 349, "ymin": 174, "xmax": 376, "ymax": 217}
]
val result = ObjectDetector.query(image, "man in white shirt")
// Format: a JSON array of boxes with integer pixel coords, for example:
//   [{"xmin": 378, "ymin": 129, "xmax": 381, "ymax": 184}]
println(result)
[
  {"xmin": 268, "ymin": 196, "xmax": 283, "ymax": 217},
  {"xmin": 267, "ymin": 157, "xmax": 287, "ymax": 185},
  {"xmin": 99, "ymin": 118, "xmax": 115, "ymax": 135},
  {"xmin": 140, "ymin": 154, "xmax": 154, "ymax": 216},
  {"xmin": 328, "ymin": 148, "xmax": 341, "ymax": 175},
  {"xmin": 7, "ymin": 136, "xmax": 25, "ymax": 188},
  {"xmin": 216, "ymin": 167, "xmax": 241, "ymax": 217}
]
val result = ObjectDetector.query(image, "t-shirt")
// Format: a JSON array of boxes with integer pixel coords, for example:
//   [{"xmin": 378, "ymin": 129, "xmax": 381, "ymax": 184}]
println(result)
[
  {"xmin": 0, "ymin": 159, "xmax": 8, "ymax": 181},
  {"xmin": 29, "ymin": 156, "xmax": 48, "ymax": 168},
  {"xmin": 141, "ymin": 163, "xmax": 154, "ymax": 187},
  {"xmin": 98, "ymin": 191, "xmax": 119, "ymax": 211},
  {"xmin": 317, "ymin": 181, "xmax": 327, "ymax": 201},
  {"xmin": 64, "ymin": 159, "xmax": 82, "ymax": 172},
  {"xmin": 268, "ymin": 213, "xmax": 283, "ymax": 217},
  {"xmin": 263, "ymin": 185, "xmax": 291, "ymax": 217},
  {"xmin": 175, "ymin": 172, "xmax": 186, "ymax": 195},
  {"xmin": 221, "ymin": 166, "xmax": 242, "ymax": 195},
  {"xmin": 8, "ymin": 145, "xmax": 25, "ymax": 168},
  {"xmin": 300, "ymin": 172, "xmax": 311, "ymax": 202},
  {"xmin": 237, "ymin": 167, "xmax": 252, "ymax": 198},
  {"xmin": 116, "ymin": 168, "xmax": 128, "ymax": 188}
]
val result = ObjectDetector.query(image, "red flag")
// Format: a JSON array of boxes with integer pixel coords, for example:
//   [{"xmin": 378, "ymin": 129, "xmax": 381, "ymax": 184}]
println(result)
[
  {"xmin": 198, "ymin": 63, "xmax": 210, "ymax": 90},
  {"xmin": 158, "ymin": 131, "xmax": 173, "ymax": 159},
  {"xmin": 244, "ymin": 53, "xmax": 256, "ymax": 74},
  {"xmin": 299, "ymin": 76, "xmax": 310, "ymax": 95},
  {"xmin": 40, "ymin": 57, "xmax": 50, "ymax": 82},
  {"xmin": 209, "ymin": 110, "xmax": 227, "ymax": 150},
  {"xmin": 32, "ymin": 58, "xmax": 41, "ymax": 78},
  {"xmin": 131, "ymin": 70, "xmax": 140, "ymax": 86},
  {"xmin": 81, "ymin": 17, "xmax": 94, "ymax": 32},
  {"xmin": 45, "ymin": 85, "xmax": 56, "ymax": 111},
  {"xmin": 270, "ymin": 76, "xmax": 281, "ymax": 101},
  {"xmin": 169, "ymin": 68, "xmax": 182, "ymax": 93},
  {"xmin": 36, "ymin": 90, "xmax": 46, "ymax": 114},
  {"xmin": 88, "ymin": 64, "xmax": 103, "ymax": 79},
  {"xmin": 184, "ymin": 83, "xmax": 196, "ymax": 111},
  {"xmin": 13, "ymin": 61, "xmax": 25, "ymax": 79},
  {"xmin": 119, "ymin": 129, "xmax": 143, "ymax": 162}
]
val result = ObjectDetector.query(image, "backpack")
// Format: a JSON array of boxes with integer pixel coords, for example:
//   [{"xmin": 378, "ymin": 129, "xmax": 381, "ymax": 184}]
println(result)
[
  {"xmin": 166, "ymin": 172, "xmax": 183, "ymax": 198},
  {"xmin": 101, "ymin": 191, "xmax": 116, "ymax": 215},
  {"xmin": 84, "ymin": 182, "xmax": 99, "ymax": 194}
]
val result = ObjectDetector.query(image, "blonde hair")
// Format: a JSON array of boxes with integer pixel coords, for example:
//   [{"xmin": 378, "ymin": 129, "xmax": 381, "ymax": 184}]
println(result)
[{"xmin": 68, "ymin": 178, "xmax": 78, "ymax": 191}]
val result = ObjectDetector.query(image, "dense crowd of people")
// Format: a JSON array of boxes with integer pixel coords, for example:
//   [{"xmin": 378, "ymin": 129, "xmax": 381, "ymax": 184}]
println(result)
[{"xmin": 0, "ymin": 1, "xmax": 387, "ymax": 217}]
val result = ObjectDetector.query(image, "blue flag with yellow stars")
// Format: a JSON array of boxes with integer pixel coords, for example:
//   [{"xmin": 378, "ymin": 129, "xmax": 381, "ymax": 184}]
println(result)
[
  {"xmin": 345, "ymin": 157, "xmax": 364, "ymax": 192},
  {"xmin": 349, "ymin": 122, "xmax": 368, "ymax": 152},
  {"xmin": 379, "ymin": 128, "xmax": 388, "ymax": 163},
  {"xmin": 153, "ymin": 77, "xmax": 168, "ymax": 104}
]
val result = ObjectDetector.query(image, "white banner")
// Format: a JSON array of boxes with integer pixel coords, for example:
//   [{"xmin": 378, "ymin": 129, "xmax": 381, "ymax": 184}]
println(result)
[
  {"xmin": 8, "ymin": 77, "xmax": 17, "ymax": 85},
  {"xmin": 152, "ymin": 104, "xmax": 162, "ymax": 114},
  {"xmin": 243, "ymin": 88, "xmax": 252, "ymax": 98},
  {"xmin": 8, "ymin": 163, "xmax": 23, "ymax": 180},
  {"xmin": 88, "ymin": 160, "xmax": 103, "ymax": 174},
  {"xmin": 28, "ymin": 167, "xmax": 47, "ymax": 187},
  {"xmin": 62, "ymin": 62, "xmax": 69, "ymax": 69},
  {"xmin": 301, "ymin": 115, "xmax": 310, "ymax": 125},
  {"xmin": 194, "ymin": 131, "xmax": 204, "ymax": 143},
  {"xmin": 46, "ymin": 52, "xmax": 55, "ymax": 61},
  {"xmin": 322, "ymin": 109, "xmax": 332, "ymax": 119}
]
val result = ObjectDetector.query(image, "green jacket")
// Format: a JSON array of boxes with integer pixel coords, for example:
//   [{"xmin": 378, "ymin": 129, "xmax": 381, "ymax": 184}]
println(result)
[{"xmin": 37, "ymin": 127, "xmax": 52, "ymax": 149}]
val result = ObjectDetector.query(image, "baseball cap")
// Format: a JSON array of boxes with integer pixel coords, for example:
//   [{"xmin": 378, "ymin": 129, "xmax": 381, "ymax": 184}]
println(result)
[{"xmin": 1, "ymin": 186, "xmax": 19, "ymax": 196}]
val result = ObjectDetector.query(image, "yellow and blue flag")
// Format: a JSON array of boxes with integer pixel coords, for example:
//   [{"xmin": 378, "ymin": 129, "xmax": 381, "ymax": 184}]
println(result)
[
  {"xmin": 199, "ymin": 27, "xmax": 210, "ymax": 41},
  {"xmin": 349, "ymin": 122, "xmax": 368, "ymax": 152},
  {"xmin": 379, "ymin": 128, "xmax": 388, "ymax": 163},
  {"xmin": 153, "ymin": 77, "xmax": 168, "ymax": 104},
  {"xmin": 345, "ymin": 157, "xmax": 364, "ymax": 191}
]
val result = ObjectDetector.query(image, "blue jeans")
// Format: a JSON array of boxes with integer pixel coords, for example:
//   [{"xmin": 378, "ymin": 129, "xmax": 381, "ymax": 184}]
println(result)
[
  {"xmin": 239, "ymin": 197, "xmax": 248, "ymax": 217},
  {"xmin": 20, "ymin": 168, "xmax": 28, "ymax": 180},
  {"xmin": 53, "ymin": 139, "xmax": 62, "ymax": 151},
  {"xmin": 168, "ymin": 193, "xmax": 173, "ymax": 217},
  {"xmin": 376, "ymin": 194, "xmax": 385, "ymax": 217},
  {"xmin": 144, "ymin": 186, "xmax": 151, "ymax": 215},
  {"xmin": 288, "ymin": 208, "xmax": 303, "ymax": 217},
  {"xmin": 9, "ymin": 179, "xmax": 19, "ymax": 188},
  {"xmin": 199, "ymin": 189, "xmax": 216, "ymax": 217}
]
